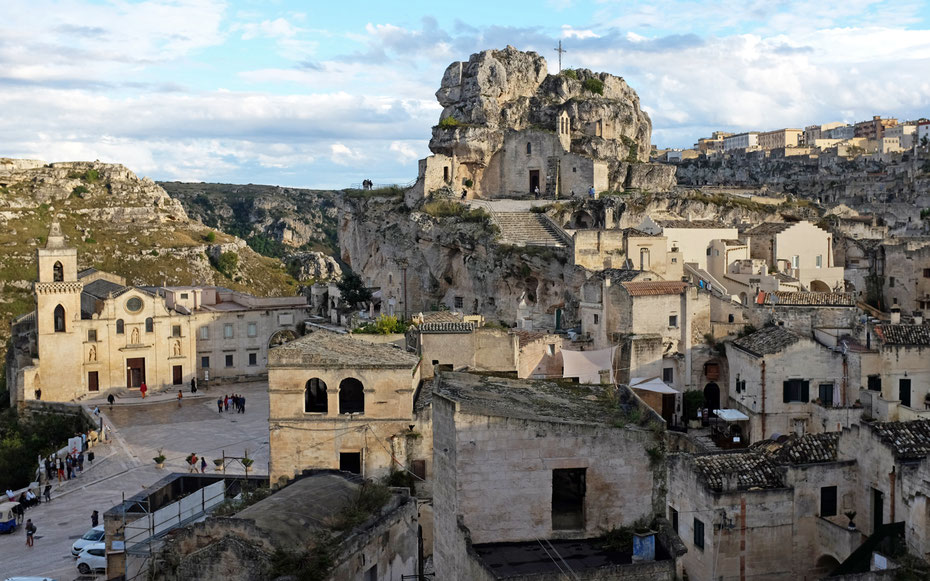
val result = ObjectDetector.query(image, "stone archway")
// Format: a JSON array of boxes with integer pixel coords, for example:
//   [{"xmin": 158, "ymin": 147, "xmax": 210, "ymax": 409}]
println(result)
[
  {"xmin": 704, "ymin": 382, "xmax": 721, "ymax": 411},
  {"xmin": 812, "ymin": 555, "xmax": 841, "ymax": 577},
  {"xmin": 567, "ymin": 210, "xmax": 594, "ymax": 229},
  {"xmin": 269, "ymin": 329, "xmax": 297, "ymax": 348},
  {"xmin": 810, "ymin": 280, "xmax": 831, "ymax": 292}
]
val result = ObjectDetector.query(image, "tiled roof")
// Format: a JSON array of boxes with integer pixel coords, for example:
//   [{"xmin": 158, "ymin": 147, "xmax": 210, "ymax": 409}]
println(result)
[
  {"xmin": 874, "ymin": 325, "xmax": 930, "ymax": 346},
  {"xmin": 732, "ymin": 326, "xmax": 800, "ymax": 357},
  {"xmin": 656, "ymin": 219, "xmax": 734, "ymax": 229},
  {"xmin": 773, "ymin": 272, "xmax": 799, "ymax": 283},
  {"xmin": 693, "ymin": 452, "xmax": 783, "ymax": 491},
  {"xmin": 721, "ymin": 239, "xmax": 745, "ymax": 246},
  {"xmin": 870, "ymin": 421, "xmax": 930, "ymax": 460},
  {"xmin": 763, "ymin": 291, "xmax": 855, "ymax": 307},
  {"xmin": 513, "ymin": 330, "xmax": 553, "ymax": 349},
  {"xmin": 419, "ymin": 311, "xmax": 464, "ymax": 324},
  {"xmin": 269, "ymin": 329, "xmax": 419, "ymax": 368},
  {"xmin": 82, "ymin": 278, "xmax": 128, "ymax": 299},
  {"xmin": 621, "ymin": 227, "xmax": 660, "ymax": 238},
  {"xmin": 620, "ymin": 281, "xmax": 689, "ymax": 296},
  {"xmin": 745, "ymin": 222, "xmax": 794, "ymax": 235},
  {"xmin": 419, "ymin": 322, "xmax": 475, "ymax": 334},
  {"xmin": 77, "ymin": 267, "xmax": 99, "ymax": 279},
  {"xmin": 752, "ymin": 432, "xmax": 839, "ymax": 464}
]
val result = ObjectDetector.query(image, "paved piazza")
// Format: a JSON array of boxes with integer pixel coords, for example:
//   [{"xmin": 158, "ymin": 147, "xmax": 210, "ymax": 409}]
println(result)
[{"xmin": 0, "ymin": 382, "xmax": 270, "ymax": 580}]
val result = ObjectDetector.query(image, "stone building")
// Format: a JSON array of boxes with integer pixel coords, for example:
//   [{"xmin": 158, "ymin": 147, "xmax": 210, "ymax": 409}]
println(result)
[
  {"xmin": 722, "ymin": 132, "xmax": 759, "ymax": 151},
  {"xmin": 725, "ymin": 325, "xmax": 850, "ymax": 443},
  {"xmin": 878, "ymin": 238, "xmax": 930, "ymax": 314},
  {"xmin": 758, "ymin": 128, "xmax": 803, "ymax": 150},
  {"xmin": 859, "ymin": 324, "xmax": 930, "ymax": 422},
  {"xmin": 580, "ymin": 278, "xmax": 708, "ymax": 394},
  {"xmin": 669, "ymin": 432, "xmax": 862, "ymax": 580},
  {"xmin": 9, "ymin": 223, "xmax": 307, "ymax": 405},
  {"xmin": 637, "ymin": 217, "xmax": 739, "ymax": 271},
  {"xmin": 150, "ymin": 471, "xmax": 418, "ymax": 581},
  {"xmin": 742, "ymin": 220, "xmax": 843, "ymax": 292},
  {"xmin": 266, "ymin": 330, "xmax": 428, "ymax": 484},
  {"xmin": 705, "ymin": 238, "xmax": 787, "ymax": 302},
  {"xmin": 431, "ymin": 372, "xmax": 679, "ymax": 580},
  {"xmin": 854, "ymin": 115, "xmax": 898, "ymax": 141}
]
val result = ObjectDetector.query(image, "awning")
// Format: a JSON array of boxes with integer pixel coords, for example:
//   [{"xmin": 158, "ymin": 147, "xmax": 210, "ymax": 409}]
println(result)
[
  {"xmin": 630, "ymin": 377, "xmax": 678, "ymax": 394},
  {"xmin": 714, "ymin": 408, "xmax": 749, "ymax": 422},
  {"xmin": 562, "ymin": 346, "xmax": 616, "ymax": 384}
]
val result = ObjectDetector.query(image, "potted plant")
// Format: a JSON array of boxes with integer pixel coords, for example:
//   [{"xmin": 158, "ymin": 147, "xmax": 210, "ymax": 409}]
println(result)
[
  {"xmin": 213, "ymin": 458, "xmax": 224, "ymax": 471},
  {"xmin": 845, "ymin": 510, "xmax": 857, "ymax": 530},
  {"xmin": 153, "ymin": 450, "xmax": 166, "ymax": 469},
  {"xmin": 242, "ymin": 456, "xmax": 254, "ymax": 477}
]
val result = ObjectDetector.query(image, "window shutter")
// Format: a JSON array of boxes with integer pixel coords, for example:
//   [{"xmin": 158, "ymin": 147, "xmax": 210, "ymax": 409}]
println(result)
[{"xmin": 801, "ymin": 381, "xmax": 810, "ymax": 403}]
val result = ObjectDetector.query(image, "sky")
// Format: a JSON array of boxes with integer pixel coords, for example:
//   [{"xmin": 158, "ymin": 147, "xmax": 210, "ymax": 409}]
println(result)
[{"xmin": 1, "ymin": 0, "xmax": 929, "ymax": 188}]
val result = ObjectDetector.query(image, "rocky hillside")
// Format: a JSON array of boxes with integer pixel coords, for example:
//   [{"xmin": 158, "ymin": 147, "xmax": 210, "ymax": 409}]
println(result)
[
  {"xmin": 429, "ymin": 46, "xmax": 673, "ymax": 191},
  {"xmin": 0, "ymin": 159, "xmax": 301, "ymax": 351},
  {"xmin": 159, "ymin": 181, "xmax": 343, "ymax": 281}
]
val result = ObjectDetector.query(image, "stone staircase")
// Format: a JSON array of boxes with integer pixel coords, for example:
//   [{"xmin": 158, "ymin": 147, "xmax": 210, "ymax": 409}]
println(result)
[{"xmin": 492, "ymin": 211, "xmax": 569, "ymax": 248}]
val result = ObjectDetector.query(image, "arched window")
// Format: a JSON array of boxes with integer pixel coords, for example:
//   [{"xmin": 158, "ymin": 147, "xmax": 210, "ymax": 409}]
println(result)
[
  {"xmin": 116, "ymin": 319, "xmax": 125, "ymax": 334},
  {"xmin": 145, "ymin": 318, "xmax": 154, "ymax": 333},
  {"xmin": 53, "ymin": 261, "xmax": 64, "ymax": 282},
  {"xmin": 53, "ymin": 304, "xmax": 66, "ymax": 332},
  {"xmin": 305, "ymin": 378, "xmax": 328, "ymax": 413},
  {"xmin": 526, "ymin": 142, "xmax": 532, "ymax": 155},
  {"xmin": 339, "ymin": 378, "xmax": 365, "ymax": 414}
]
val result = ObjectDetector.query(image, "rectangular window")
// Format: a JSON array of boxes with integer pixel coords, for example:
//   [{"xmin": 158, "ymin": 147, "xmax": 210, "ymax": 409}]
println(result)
[
  {"xmin": 663, "ymin": 367, "xmax": 674, "ymax": 383},
  {"xmin": 224, "ymin": 324, "xmax": 233, "ymax": 339},
  {"xmin": 671, "ymin": 257, "xmax": 678, "ymax": 263},
  {"xmin": 201, "ymin": 356, "xmax": 209, "ymax": 369},
  {"xmin": 791, "ymin": 255, "xmax": 800, "ymax": 268},
  {"xmin": 248, "ymin": 353, "xmax": 257, "ymax": 366},
  {"xmin": 547, "ymin": 344, "xmax": 555, "ymax": 356},
  {"xmin": 668, "ymin": 315, "xmax": 678, "ymax": 328},
  {"xmin": 552, "ymin": 468, "xmax": 586, "ymax": 530},
  {"xmin": 816, "ymin": 255, "xmax": 823, "ymax": 268},
  {"xmin": 225, "ymin": 354, "xmax": 234, "ymax": 368},
  {"xmin": 693, "ymin": 518, "xmax": 705, "ymax": 550},
  {"xmin": 819, "ymin": 383, "xmax": 834, "ymax": 407},
  {"xmin": 889, "ymin": 277, "xmax": 895, "ymax": 288},
  {"xmin": 593, "ymin": 314, "xmax": 599, "ymax": 325},
  {"xmin": 783, "ymin": 379, "xmax": 810, "ymax": 403},
  {"xmin": 669, "ymin": 506, "xmax": 679, "ymax": 534},
  {"xmin": 278, "ymin": 313, "xmax": 294, "ymax": 326},
  {"xmin": 247, "ymin": 322, "xmax": 257, "ymax": 337},
  {"xmin": 180, "ymin": 293, "xmax": 189, "ymax": 299},
  {"xmin": 454, "ymin": 296, "xmax": 464, "ymax": 309},
  {"xmin": 900, "ymin": 378, "xmax": 911, "ymax": 407},
  {"xmin": 172, "ymin": 325, "xmax": 181, "ymax": 338},
  {"xmin": 821, "ymin": 486, "xmax": 838, "ymax": 517},
  {"xmin": 87, "ymin": 329, "xmax": 97, "ymax": 342},
  {"xmin": 868, "ymin": 375, "xmax": 882, "ymax": 392},
  {"xmin": 200, "ymin": 326, "xmax": 210, "ymax": 340},
  {"xmin": 924, "ymin": 268, "xmax": 930, "ymax": 278}
]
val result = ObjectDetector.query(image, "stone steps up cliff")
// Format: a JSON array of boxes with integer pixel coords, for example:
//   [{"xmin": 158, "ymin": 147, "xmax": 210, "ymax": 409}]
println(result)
[{"xmin": 491, "ymin": 211, "xmax": 568, "ymax": 248}]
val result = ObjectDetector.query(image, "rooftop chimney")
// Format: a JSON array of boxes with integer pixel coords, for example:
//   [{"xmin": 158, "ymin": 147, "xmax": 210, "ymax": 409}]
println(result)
[
  {"xmin": 914, "ymin": 311, "xmax": 924, "ymax": 325},
  {"xmin": 890, "ymin": 306, "xmax": 901, "ymax": 325}
]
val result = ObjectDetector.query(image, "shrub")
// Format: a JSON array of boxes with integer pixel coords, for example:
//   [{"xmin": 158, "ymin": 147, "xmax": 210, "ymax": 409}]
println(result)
[
  {"xmin": 355, "ymin": 314, "xmax": 408, "ymax": 335},
  {"xmin": 83, "ymin": 169, "xmax": 100, "ymax": 183},
  {"xmin": 205, "ymin": 231, "xmax": 216, "ymax": 243},
  {"xmin": 212, "ymin": 251, "xmax": 238, "ymax": 278},
  {"xmin": 337, "ymin": 270, "xmax": 372, "ymax": 309},
  {"xmin": 561, "ymin": 69, "xmax": 578, "ymax": 80},
  {"xmin": 149, "ymin": 249, "xmax": 159, "ymax": 256},
  {"xmin": 438, "ymin": 116, "xmax": 461, "ymax": 129},
  {"xmin": 583, "ymin": 77, "xmax": 604, "ymax": 95},
  {"xmin": 72, "ymin": 185, "xmax": 90, "ymax": 196},
  {"xmin": 463, "ymin": 178, "xmax": 473, "ymax": 188},
  {"xmin": 683, "ymin": 390, "xmax": 705, "ymax": 420},
  {"xmin": 84, "ymin": 237, "xmax": 97, "ymax": 244}
]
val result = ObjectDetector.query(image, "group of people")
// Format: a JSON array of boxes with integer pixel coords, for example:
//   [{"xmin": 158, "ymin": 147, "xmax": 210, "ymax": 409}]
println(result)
[
  {"xmin": 216, "ymin": 393, "xmax": 246, "ymax": 414},
  {"xmin": 361, "ymin": 178, "xmax": 374, "ymax": 190},
  {"xmin": 187, "ymin": 452, "xmax": 208, "ymax": 474}
]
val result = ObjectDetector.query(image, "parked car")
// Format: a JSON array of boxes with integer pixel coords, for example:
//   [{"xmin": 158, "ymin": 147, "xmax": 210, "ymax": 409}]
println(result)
[
  {"xmin": 71, "ymin": 524, "xmax": 105, "ymax": 556},
  {"xmin": 75, "ymin": 542, "xmax": 106, "ymax": 575}
]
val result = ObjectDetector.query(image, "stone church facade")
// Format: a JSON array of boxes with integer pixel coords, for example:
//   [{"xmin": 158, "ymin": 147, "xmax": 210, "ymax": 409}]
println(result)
[{"xmin": 8, "ymin": 223, "xmax": 308, "ymax": 405}]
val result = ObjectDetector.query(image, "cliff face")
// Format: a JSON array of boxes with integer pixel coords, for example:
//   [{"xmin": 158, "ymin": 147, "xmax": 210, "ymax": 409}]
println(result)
[
  {"xmin": 427, "ymin": 46, "xmax": 669, "ymax": 192},
  {"xmin": 0, "ymin": 159, "xmax": 299, "ymax": 352},
  {"xmin": 337, "ymin": 194, "xmax": 584, "ymax": 325}
]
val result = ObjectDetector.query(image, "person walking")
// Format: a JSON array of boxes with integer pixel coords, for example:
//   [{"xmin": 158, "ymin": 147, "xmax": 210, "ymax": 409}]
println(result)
[
  {"xmin": 55, "ymin": 456, "xmax": 63, "ymax": 483},
  {"xmin": 187, "ymin": 453, "xmax": 198, "ymax": 474},
  {"xmin": 217, "ymin": 397, "xmax": 223, "ymax": 413},
  {"xmin": 77, "ymin": 451, "xmax": 84, "ymax": 473},
  {"xmin": 25, "ymin": 519, "xmax": 36, "ymax": 547},
  {"xmin": 239, "ymin": 395, "xmax": 246, "ymax": 414},
  {"xmin": 200, "ymin": 456, "xmax": 207, "ymax": 474},
  {"xmin": 91, "ymin": 510, "xmax": 99, "ymax": 528},
  {"xmin": 534, "ymin": 185, "xmax": 540, "ymax": 199},
  {"xmin": 43, "ymin": 484, "xmax": 51, "ymax": 503},
  {"xmin": 190, "ymin": 377, "xmax": 197, "ymax": 393},
  {"xmin": 177, "ymin": 390, "xmax": 183, "ymax": 407},
  {"xmin": 140, "ymin": 382, "xmax": 147, "ymax": 399},
  {"xmin": 224, "ymin": 395, "xmax": 229, "ymax": 412},
  {"xmin": 107, "ymin": 393, "xmax": 115, "ymax": 408}
]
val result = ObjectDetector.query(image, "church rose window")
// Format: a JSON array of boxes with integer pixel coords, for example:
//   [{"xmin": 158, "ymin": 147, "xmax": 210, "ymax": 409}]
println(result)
[{"xmin": 126, "ymin": 297, "xmax": 143, "ymax": 313}]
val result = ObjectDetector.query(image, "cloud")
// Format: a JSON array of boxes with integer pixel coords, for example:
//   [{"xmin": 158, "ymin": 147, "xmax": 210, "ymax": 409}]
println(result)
[
  {"xmin": 561, "ymin": 25, "xmax": 600, "ymax": 39},
  {"xmin": 330, "ymin": 143, "xmax": 362, "ymax": 165},
  {"xmin": 389, "ymin": 141, "xmax": 421, "ymax": 165}
]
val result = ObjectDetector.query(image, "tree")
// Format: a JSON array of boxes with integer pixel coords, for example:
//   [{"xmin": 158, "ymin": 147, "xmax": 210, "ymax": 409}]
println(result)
[{"xmin": 337, "ymin": 270, "xmax": 372, "ymax": 310}]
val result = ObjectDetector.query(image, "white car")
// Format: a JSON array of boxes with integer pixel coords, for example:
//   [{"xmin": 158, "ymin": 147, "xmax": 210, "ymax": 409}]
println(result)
[
  {"xmin": 75, "ymin": 542, "xmax": 106, "ymax": 575},
  {"xmin": 71, "ymin": 524, "xmax": 105, "ymax": 556}
]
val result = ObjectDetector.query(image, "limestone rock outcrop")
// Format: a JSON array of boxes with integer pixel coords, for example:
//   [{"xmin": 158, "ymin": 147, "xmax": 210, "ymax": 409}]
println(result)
[{"xmin": 286, "ymin": 251, "xmax": 342, "ymax": 282}]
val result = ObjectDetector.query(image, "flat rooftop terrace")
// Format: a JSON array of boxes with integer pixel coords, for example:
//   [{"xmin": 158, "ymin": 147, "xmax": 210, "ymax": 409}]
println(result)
[{"xmin": 473, "ymin": 537, "xmax": 672, "ymax": 577}]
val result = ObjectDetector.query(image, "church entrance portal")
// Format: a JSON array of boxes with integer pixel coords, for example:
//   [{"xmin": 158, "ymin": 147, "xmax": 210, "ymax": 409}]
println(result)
[
  {"xmin": 704, "ymin": 382, "xmax": 721, "ymax": 411},
  {"xmin": 126, "ymin": 358, "xmax": 146, "ymax": 388},
  {"xmin": 529, "ymin": 170, "xmax": 540, "ymax": 195}
]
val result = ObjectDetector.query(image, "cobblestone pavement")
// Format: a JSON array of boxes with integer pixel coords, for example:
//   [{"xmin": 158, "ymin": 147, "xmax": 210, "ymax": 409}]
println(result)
[{"xmin": 0, "ymin": 382, "xmax": 270, "ymax": 580}]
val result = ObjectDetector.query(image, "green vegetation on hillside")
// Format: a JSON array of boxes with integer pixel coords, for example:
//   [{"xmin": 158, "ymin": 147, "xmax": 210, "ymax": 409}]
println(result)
[{"xmin": 0, "ymin": 408, "xmax": 93, "ymax": 490}]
